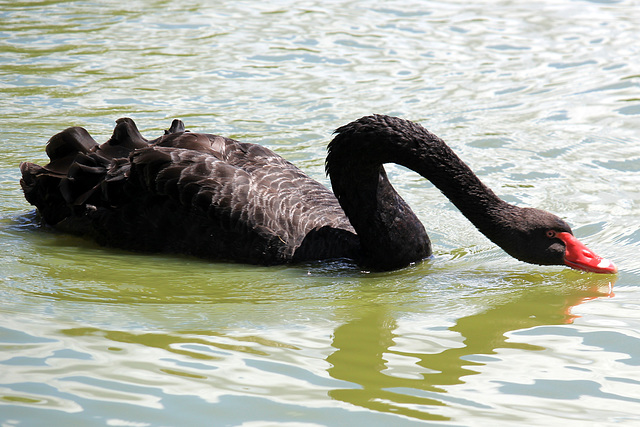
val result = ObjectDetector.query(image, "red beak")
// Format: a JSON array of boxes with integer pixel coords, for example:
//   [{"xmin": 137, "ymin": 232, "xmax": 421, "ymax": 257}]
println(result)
[{"xmin": 556, "ymin": 232, "xmax": 617, "ymax": 274}]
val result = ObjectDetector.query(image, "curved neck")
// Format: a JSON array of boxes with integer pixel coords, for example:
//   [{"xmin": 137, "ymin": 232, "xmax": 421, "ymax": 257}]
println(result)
[
  {"xmin": 405, "ymin": 134, "xmax": 515, "ymax": 241},
  {"xmin": 327, "ymin": 116, "xmax": 516, "ymax": 268},
  {"xmin": 329, "ymin": 162, "xmax": 432, "ymax": 270}
]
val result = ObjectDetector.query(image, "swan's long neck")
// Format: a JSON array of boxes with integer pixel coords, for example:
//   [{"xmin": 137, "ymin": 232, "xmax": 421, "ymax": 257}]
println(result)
[
  {"xmin": 404, "ymin": 130, "xmax": 517, "ymax": 242},
  {"xmin": 327, "ymin": 115, "xmax": 517, "ymax": 269},
  {"xmin": 327, "ymin": 160, "xmax": 432, "ymax": 270}
]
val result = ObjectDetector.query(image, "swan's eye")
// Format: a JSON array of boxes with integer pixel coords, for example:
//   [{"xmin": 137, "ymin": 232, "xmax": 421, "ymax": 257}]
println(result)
[{"xmin": 546, "ymin": 230, "xmax": 557, "ymax": 238}]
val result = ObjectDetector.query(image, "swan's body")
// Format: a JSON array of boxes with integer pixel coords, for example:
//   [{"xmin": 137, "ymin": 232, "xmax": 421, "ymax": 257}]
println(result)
[{"xmin": 20, "ymin": 115, "xmax": 616, "ymax": 273}]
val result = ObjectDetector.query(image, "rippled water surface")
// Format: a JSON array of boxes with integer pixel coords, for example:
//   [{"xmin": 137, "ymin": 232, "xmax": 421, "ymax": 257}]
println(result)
[{"xmin": 1, "ymin": 1, "xmax": 640, "ymax": 425}]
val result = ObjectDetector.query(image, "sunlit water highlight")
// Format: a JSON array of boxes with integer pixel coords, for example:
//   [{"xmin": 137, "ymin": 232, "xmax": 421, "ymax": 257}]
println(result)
[{"xmin": 1, "ymin": 1, "xmax": 639, "ymax": 426}]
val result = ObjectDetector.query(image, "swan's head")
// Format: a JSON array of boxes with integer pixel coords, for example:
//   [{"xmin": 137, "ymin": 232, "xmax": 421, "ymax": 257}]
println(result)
[{"xmin": 500, "ymin": 208, "xmax": 617, "ymax": 274}]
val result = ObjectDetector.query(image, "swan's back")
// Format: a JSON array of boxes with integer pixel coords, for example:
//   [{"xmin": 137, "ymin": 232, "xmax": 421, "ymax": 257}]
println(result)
[{"xmin": 20, "ymin": 118, "xmax": 358, "ymax": 264}]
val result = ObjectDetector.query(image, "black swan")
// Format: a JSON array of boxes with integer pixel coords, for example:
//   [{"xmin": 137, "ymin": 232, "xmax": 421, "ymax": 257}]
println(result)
[{"xmin": 20, "ymin": 114, "xmax": 616, "ymax": 273}]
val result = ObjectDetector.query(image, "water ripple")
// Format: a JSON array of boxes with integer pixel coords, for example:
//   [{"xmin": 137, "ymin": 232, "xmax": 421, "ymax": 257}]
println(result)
[{"xmin": 2, "ymin": 0, "xmax": 640, "ymax": 425}]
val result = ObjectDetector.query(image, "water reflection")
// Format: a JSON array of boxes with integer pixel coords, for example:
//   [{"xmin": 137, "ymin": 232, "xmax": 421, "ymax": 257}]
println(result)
[
  {"xmin": 0, "ymin": 265, "xmax": 623, "ymax": 423},
  {"xmin": 327, "ymin": 275, "xmax": 616, "ymax": 420}
]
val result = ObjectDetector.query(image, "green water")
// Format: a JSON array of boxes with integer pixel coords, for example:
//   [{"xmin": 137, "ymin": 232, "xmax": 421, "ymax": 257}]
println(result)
[{"xmin": 1, "ymin": 1, "xmax": 639, "ymax": 425}]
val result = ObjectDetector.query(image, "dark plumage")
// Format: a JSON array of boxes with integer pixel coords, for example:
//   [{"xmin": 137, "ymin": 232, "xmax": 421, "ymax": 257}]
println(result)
[{"xmin": 20, "ymin": 115, "xmax": 616, "ymax": 273}]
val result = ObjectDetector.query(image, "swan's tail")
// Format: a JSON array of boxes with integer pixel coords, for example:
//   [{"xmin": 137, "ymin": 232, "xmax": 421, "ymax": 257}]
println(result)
[
  {"xmin": 20, "ymin": 125, "xmax": 102, "ymax": 228},
  {"xmin": 19, "ymin": 118, "xmax": 184, "ymax": 230}
]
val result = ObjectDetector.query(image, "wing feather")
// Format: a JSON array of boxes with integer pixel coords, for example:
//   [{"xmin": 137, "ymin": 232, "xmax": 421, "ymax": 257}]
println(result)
[{"xmin": 21, "ymin": 118, "xmax": 359, "ymax": 264}]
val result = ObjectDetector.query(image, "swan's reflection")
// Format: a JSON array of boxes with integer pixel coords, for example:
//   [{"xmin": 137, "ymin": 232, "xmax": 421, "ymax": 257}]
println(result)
[{"xmin": 327, "ymin": 275, "xmax": 615, "ymax": 421}]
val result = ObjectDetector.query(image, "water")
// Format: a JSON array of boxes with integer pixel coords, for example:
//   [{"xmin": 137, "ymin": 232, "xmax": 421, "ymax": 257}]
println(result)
[{"xmin": 1, "ymin": 0, "xmax": 639, "ymax": 425}]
